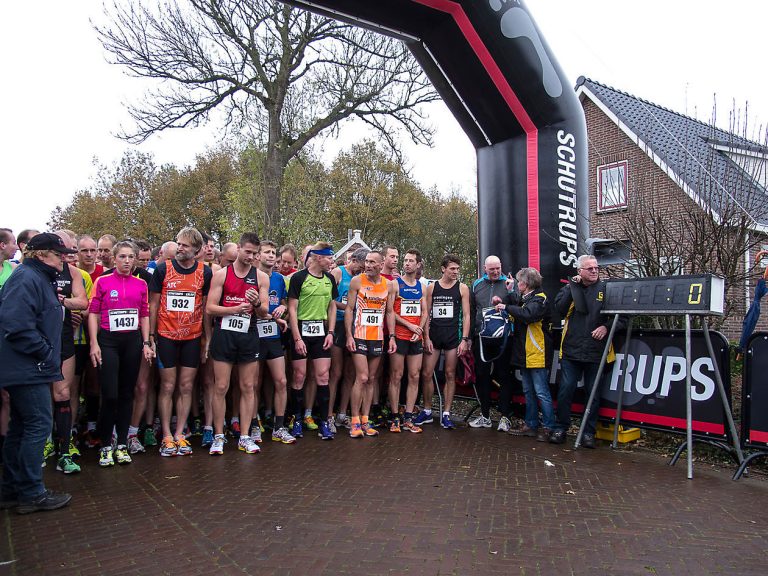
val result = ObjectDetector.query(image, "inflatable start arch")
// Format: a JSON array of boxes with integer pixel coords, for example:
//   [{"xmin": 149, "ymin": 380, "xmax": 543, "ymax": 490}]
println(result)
[{"xmin": 286, "ymin": 0, "xmax": 587, "ymax": 295}]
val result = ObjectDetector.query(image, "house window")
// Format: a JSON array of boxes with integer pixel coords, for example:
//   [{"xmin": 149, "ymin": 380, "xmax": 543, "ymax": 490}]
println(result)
[
  {"xmin": 624, "ymin": 256, "xmax": 682, "ymax": 278},
  {"xmin": 597, "ymin": 161, "xmax": 628, "ymax": 211}
]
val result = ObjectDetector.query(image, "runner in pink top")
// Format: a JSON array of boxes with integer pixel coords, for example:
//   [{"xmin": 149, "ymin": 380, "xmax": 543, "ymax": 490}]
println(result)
[
  {"xmin": 89, "ymin": 269, "xmax": 150, "ymax": 330},
  {"xmin": 87, "ymin": 241, "xmax": 154, "ymax": 468}
]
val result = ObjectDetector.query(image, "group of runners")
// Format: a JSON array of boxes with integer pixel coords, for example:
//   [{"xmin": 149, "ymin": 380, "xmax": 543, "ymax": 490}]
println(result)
[{"xmin": 0, "ymin": 226, "xmax": 492, "ymax": 474}]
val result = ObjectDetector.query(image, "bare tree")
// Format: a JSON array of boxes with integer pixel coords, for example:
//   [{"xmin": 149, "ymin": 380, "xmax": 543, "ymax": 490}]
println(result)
[{"xmin": 95, "ymin": 0, "xmax": 439, "ymax": 238}]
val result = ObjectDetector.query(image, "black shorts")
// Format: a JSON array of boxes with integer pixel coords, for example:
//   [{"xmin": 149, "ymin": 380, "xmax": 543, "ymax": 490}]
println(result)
[
  {"xmin": 74, "ymin": 344, "xmax": 89, "ymax": 375},
  {"xmin": 209, "ymin": 325, "xmax": 260, "ymax": 364},
  {"xmin": 290, "ymin": 335, "xmax": 331, "ymax": 360},
  {"xmin": 353, "ymin": 338, "xmax": 384, "ymax": 357},
  {"xmin": 430, "ymin": 327, "xmax": 460, "ymax": 351},
  {"xmin": 61, "ymin": 337, "xmax": 76, "ymax": 362},
  {"xmin": 259, "ymin": 338, "xmax": 285, "ymax": 361},
  {"xmin": 395, "ymin": 338, "xmax": 423, "ymax": 356},
  {"xmin": 333, "ymin": 319, "xmax": 346, "ymax": 348},
  {"xmin": 156, "ymin": 336, "xmax": 202, "ymax": 369}
]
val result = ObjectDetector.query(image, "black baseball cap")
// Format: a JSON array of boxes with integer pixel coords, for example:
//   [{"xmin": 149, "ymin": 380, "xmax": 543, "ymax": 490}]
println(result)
[{"xmin": 26, "ymin": 233, "xmax": 78, "ymax": 254}]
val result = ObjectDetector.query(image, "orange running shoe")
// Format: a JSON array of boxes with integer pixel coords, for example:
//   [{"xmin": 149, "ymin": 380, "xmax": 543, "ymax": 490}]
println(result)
[
  {"xmin": 349, "ymin": 422, "xmax": 364, "ymax": 438},
  {"xmin": 362, "ymin": 422, "xmax": 379, "ymax": 437},
  {"xmin": 389, "ymin": 418, "xmax": 402, "ymax": 433},
  {"xmin": 159, "ymin": 436, "xmax": 177, "ymax": 457},
  {"xmin": 402, "ymin": 420, "xmax": 423, "ymax": 434},
  {"xmin": 175, "ymin": 436, "xmax": 193, "ymax": 456}
]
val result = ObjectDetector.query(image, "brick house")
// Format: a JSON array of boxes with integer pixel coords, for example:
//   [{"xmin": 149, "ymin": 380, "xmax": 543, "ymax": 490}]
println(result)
[{"xmin": 576, "ymin": 77, "xmax": 768, "ymax": 339}]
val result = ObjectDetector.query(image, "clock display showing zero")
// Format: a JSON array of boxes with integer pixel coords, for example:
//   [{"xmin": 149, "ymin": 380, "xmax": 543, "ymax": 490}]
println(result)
[{"xmin": 601, "ymin": 274, "xmax": 724, "ymax": 315}]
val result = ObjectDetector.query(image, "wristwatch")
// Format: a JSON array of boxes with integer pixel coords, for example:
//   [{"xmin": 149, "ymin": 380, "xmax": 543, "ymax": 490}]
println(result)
[{"xmin": 143, "ymin": 341, "xmax": 152, "ymax": 347}]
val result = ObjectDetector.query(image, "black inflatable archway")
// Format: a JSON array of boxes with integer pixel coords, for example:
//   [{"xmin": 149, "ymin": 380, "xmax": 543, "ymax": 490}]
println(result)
[{"xmin": 286, "ymin": 0, "xmax": 587, "ymax": 295}]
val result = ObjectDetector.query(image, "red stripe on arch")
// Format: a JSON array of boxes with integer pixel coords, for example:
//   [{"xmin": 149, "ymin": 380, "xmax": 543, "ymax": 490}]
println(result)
[{"xmin": 412, "ymin": 0, "xmax": 540, "ymax": 268}]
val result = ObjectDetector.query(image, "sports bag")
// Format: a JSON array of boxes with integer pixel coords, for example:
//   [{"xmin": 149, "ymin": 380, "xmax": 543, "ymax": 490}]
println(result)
[{"xmin": 478, "ymin": 307, "xmax": 511, "ymax": 362}]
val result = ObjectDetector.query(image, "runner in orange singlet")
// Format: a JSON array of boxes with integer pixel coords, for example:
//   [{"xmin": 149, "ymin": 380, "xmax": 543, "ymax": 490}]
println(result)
[
  {"xmin": 149, "ymin": 227, "xmax": 213, "ymax": 457},
  {"xmin": 344, "ymin": 251, "xmax": 397, "ymax": 438}
]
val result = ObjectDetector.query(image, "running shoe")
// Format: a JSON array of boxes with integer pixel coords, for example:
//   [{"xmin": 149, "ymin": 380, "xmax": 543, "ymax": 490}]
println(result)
[
  {"xmin": 362, "ymin": 422, "xmax": 379, "ymax": 437},
  {"xmin": 201, "ymin": 428, "xmax": 214, "ymax": 447},
  {"xmin": 290, "ymin": 417, "xmax": 303, "ymax": 439},
  {"xmin": 402, "ymin": 419, "xmax": 423, "ymax": 434},
  {"xmin": 83, "ymin": 429, "xmax": 101, "ymax": 449},
  {"xmin": 497, "ymin": 416, "xmax": 512, "ymax": 433},
  {"xmin": 349, "ymin": 422, "xmax": 364, "ymax": 438},
  {"xmin": 68, "ymin": 438, "xmax": 81, "ymax": 459},
  {"xmin": 230, "ymin": 420, "xmax": 241, "ymax": 439},
  {"xmin": 114, "ymin": 445, "xmax": 132, "ymax": 464},
  {"xmin": 43, "ymin": 439, "xmax": 55, "ymax": 460},
  {"xmin": 190, "ymin": 418, "xmax": 203, "ymax": 437},
  {"xmin": 372, "ymin": 412, "xmax": 385, "ymax": 428},
  {"xmin": 389, "ymin": 418, "xmax": 401, "ymax": 433},
  {"xmin": 440, "ymin": 414, "xmax": 455, "ymax": 430},
  {"xmin": 99, "ymin": 446, "xmax": 115, "ymax": 467},
  {"xmin": 175, "ymin": 436, "xmax": 193, "ymax": 456},
  {"xmin": 209, "ymin": 434, "xmax": 225, "ymax": 455},
  {"xmin": 468, "ymin": 415, "xmax": 493, "ymax": 428},
  {"xmin": 318, "ymin": 420, "xmax": 334, "ymax": 440},
  {"xmin": 327, "ymin": 417, "xmax": 337, "ymax": 435},
  {"xmin": 257, "ymin": 417, "xmax": 266, "ymax": 434},
  {"xmin": 412, "ymin": 410, "xmax": 433, "ymax": 426},
  {"xmin": 303, "ymin": 416, "xmax": 318, "ymax": 431},
  {"xmin": 56, "ymin": 454, "xmax": 81, "ymax": 474},
  {"xmin": 250, "ymin": 426, "xmax": 263, "ymax": 444},
  {"xmin": 271, "ymin": 427, "xmax": 297, "ymax": 444},
  {"xmin": 159, "ymin": 436, "xmax": 177, "ymax": 457},
  {"xmin": 238, "ymin": 436, "xmax": 260, "ymax": 454},
  {"xmin": 127, "ymin": 435, "xmax": 145, "ymax": 455},
  {"xmin": 144, "ymin": 427, "xmax": 157, "ymax": 447},
  {"xmin": 335, "ymin": 413, "xmax": 351, "ymax": 430}
]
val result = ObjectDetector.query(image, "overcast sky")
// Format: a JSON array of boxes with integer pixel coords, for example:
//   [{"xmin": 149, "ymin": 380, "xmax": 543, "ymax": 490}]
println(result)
[{"xmin": 2, "ymin": 1, "xmax": 766, "ymax": 236}]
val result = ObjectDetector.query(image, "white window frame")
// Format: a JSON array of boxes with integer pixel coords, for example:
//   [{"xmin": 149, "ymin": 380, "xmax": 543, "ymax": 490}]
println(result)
[
  {"xmin": 624, "ymin": 256, "xmax": 682, "ymax": 278},
  {"xmin": 597, "ymin": 160, "xmax": 628, "ymax": 212}
]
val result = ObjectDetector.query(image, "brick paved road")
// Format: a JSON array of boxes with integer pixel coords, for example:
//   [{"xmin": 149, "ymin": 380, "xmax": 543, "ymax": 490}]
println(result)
[{"xmin": 1, "ymin": 426, "xmax": 766, "ymax": 576}]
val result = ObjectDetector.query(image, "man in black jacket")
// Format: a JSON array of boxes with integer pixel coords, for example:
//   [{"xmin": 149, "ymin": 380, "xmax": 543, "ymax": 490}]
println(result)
[
  {"xmin": 0, "ymin": 233, "xmax": 75, "ymax": 514},
  {"xmin": 551, "ymin": 255, "xmax": 617, "ymax": 448}
]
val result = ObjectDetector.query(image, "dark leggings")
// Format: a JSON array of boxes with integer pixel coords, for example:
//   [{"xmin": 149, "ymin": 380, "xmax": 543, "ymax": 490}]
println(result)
[
  {"xmin": 473, "ymin": 337, "xmax": 513, "ymax": 418},
  {"xmin": 97, "ymin": 331, "xmax": 141, "ymax": 446}
]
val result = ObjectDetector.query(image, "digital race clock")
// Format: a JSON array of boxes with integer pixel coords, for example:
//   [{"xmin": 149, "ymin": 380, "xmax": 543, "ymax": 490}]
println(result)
[{"xmin": 601, "ymin": 274, "xmax": 725, "ymax": 315}]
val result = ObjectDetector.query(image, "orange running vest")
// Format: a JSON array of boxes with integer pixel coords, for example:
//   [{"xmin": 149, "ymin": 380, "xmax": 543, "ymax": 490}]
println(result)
[
  {"xmin": 157, "ymin": 261, "xmax": 206, "ymax": 341},
  {"xmin": 353, "ymin": 274, "xmax": 389, "ymax": 341}
]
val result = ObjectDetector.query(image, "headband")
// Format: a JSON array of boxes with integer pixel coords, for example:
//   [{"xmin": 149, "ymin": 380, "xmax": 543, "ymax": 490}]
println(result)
[{"xmin": 308, "ymin": 247, "xmax": 334, "ymax": 256}]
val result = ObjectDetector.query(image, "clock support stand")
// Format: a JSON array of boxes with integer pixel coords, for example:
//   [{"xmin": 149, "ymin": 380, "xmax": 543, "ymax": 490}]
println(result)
[{"xmin": 573, "ymin": 312, "xmax": 743, "ymax": 480}]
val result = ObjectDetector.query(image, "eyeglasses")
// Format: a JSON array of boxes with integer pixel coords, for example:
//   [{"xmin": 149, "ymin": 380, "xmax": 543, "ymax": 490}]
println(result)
[{"xmin": 581, "ymin": 267, "xmax": 599, "ymax": 272}]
